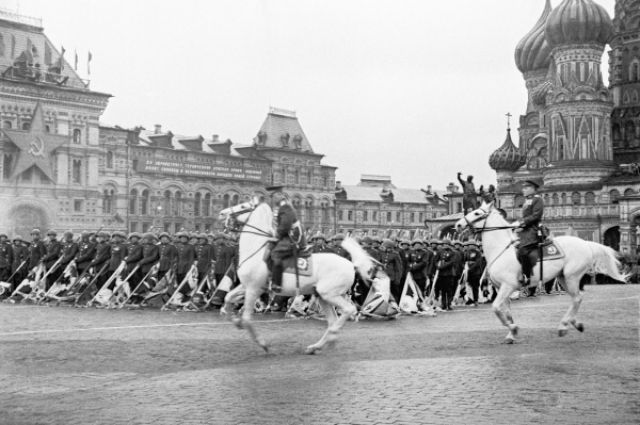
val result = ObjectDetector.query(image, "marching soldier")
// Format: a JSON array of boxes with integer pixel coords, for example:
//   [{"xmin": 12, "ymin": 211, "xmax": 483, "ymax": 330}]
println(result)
[
  {"xmin": 310, "ymin": 234, "xmax": 330, "ymax": 253},
  {"xmin": 75, "ymin": 231, "xmax": 97, "ymax": 277},
  {"xmin": 27, "ymin": 229, "xmax": 47, "ymax": 272},
  {"xmin": 174, "ymin": 231, "xmax": 196, "ymax": 297},
  {"xmin": 157, "ymin": 232, "xmax": 177, "ymax": 283},
  {"xmin": 124, "ymin": 232, "xmax": 143, "ymax": 281},
  {"xmin": 106, "ymin": 231, "xmax": 127, "ymax": 290},
  {"xmin": 0, "ymin": 233, "xmax": 14, "ymax": 283},
  {"xmin": 88, "ymin": 231, "xmax": 112, "ymax": 291},
  {"xmin": 435, "ymin": 240, "xmax": 456, "ymax": 311},
  {"xmin": 409, "ymin": 240, "xmax": 429, "ymax": 294},
  {"xmin": 398, "ymin": 239, "xmax": 412, "ymax": 286},
  {"xmin": 464, "ymin": 241, "xmax": 484, "ymax": 306},
  {"xmin": 195, "ymin": 233, "xmax": 215, "ymax": 293},
  {"xmin": 380, "ymin": 239, "xmax": 403, "ymax": 303},
  {"xmin": 133, "ymin": 232, "xmax": 159, "ymax": 297},
  {"xmin": 330, "ymin": 234, "xmax": 350, "ymax": 259},
  {"xmin": 59, "ymin": 231, "xmax": 79, "ymax": 283},
  {"xmin": 361, "ymin": 236, "xmax": 381, "ymax": 262},
  {"xmin": 11, "ymin": 236, "xmax": 27, "ymax": 288},
  {"xmin": 41, "ymin": 230, "xmax": 63, "ymax": 290}
]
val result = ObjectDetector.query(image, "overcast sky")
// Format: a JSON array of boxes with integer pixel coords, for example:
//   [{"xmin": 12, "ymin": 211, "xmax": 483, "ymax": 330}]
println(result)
[{"xmin": 0, "ymin": 0, "xmax": 617, "ymax": 190}]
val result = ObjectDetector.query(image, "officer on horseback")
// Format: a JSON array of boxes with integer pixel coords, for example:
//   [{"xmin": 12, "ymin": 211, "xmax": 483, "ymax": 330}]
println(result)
[
  {"xmin": 268, "ymin": 185, "xmax": 305, "ymax": 292},
  {"xmin": 511, "ymin": 180, "xmax": 544, "ymax": 285}
]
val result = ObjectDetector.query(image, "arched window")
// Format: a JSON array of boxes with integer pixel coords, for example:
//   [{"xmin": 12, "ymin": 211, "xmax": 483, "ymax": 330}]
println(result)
[
  {"xmin": 163, "ymin": 190, "xmax": 171, "ymax": 216},
  {"xmin": 174, "ymin": 191, "xmax": 182, "ymax": 216},
  {"xmin": 3, "ymin": 120, "xmax": 11, "ymax": 129},
  {"xmin": 203, "ymin": 193, "xmax": 211, "ymax": 216},
  {"xmin": 129, "ymin": 189, "xmax": 138, "ymax": 214},
  {"xmin": 21, "ymin": 122, "xmax": 30, "ymax": 130},
  {"xmin": 561, "ymin": 193, "xmax": 567, "ymax": 205},
  {"xmin": 73, "ymin": 128, "xmax": 82, "ymax": 144},
  {"xmin": 571, "ymin": 192, "xmax": 581, "ymax": 205},
  {"xmin": 106, "ymin": 151, "xmax": 114, "ymax": 169},
  {"xmin": 140, "ymin": 189, "xmax": 149, "ymax": 215},
  {"xmin": 630, "ymin": 60, "xmax": 640, "ymax": 81},
  {"xmin": 305, "ymin": 198, "xmax": 314, "ymax": 223},
  {"xmin": 624, "ymin": 188, "xmax": 635, "ymax": 196},
  {"xmin": 72, "ymin": 159, "xmax": 82, "ymax": 183},
  {"xmin": 552, "ymin": 193, "xmax": 559, "ymax": 206},
  {"xmin": 585, "ymin": 192, "xmax": 596, "ymax": 205},
  {"xmin": 543, "ymin": 194, "xmax": 550, "ymax": 205},
  {"xmin": 610, "ymin": 189, "xmax": 620, "ymax": 204},
  {"xmin": 103, "ymin": 189, "xmax": 114, "ymax": 214},
  {"xmin": 232, "ymin": 194, "xmax": 239, "ymax": 206},
  {"xmin": 194, "ymin": 192, "xmax": 201, "ymax": 217},
  {"xmin": 223, "ymin": 194, "xmax": 230, "ymax": 209}
]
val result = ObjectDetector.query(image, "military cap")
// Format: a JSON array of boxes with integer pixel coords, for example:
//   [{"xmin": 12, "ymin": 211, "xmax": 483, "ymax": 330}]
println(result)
[
  {"xmin": 12, "ymin": 235, "xmax": 24, "ymax": 243},
  {"xmin": 128, "ymin": 232, "xmax": 142, "ymax": 240},
  {"xmin": 46, "ymin": 229, "xmax": 57, "ymax": 237},
  {"xmin": 522, "ymin": 180, "xmax": 540, "ymax": 190},
  {"xmin": 30, "ymin": 228, "xmax": 41, "ymax": 235},
  {"xmin": 0, "ymin": 233, "xmax": 7, "ymax": 239},
  {"xmin": 159, "ymin": 232, "xmax": 171, "ymax": 240}
]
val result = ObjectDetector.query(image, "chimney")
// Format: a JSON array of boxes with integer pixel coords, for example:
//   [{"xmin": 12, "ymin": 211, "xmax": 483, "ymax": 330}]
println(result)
[
  {"xmin": 446, "ymin": 182, "xmax": 458, "ymax": 193},
  {"xmin": 212, "ymin": 134, "xmax": 219, "ymax": 143},
  {"xmin": 335, "ymin": 181, "xmax": 342, "ymax": 190},
  {"xmin": 154, "ymin": 124, "xmax": 162, "ymax": 134},
  {"xmin": 427, "ymin": 185, "xmax": 432, "ymax": 194}
]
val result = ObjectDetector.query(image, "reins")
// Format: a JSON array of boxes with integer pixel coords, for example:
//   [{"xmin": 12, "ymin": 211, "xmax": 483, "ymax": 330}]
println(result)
[{"xmin": 225, "ymin": 205, "xmax": 274, "ymax": 270}]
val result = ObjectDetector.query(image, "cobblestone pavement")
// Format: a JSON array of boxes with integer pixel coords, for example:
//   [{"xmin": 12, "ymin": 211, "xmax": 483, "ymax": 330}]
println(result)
[{"xmin": 0, "ymin": 285, "xmax": 637, "ymax": 425}]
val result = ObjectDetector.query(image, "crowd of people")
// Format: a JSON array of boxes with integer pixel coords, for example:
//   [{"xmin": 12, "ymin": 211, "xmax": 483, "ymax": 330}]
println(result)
[{"xmin": 0, "ymin": 225, "xmax": 504, "ymax": 316}]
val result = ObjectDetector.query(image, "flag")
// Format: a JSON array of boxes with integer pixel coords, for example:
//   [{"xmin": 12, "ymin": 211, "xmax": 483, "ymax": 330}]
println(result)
[
  {"xmin": 74, "ymin": 50, "xmax": 78, "ymax": 70},
  {"xmin": 87, "ymin": 51, "xmax": 92, "ymax": 75}
]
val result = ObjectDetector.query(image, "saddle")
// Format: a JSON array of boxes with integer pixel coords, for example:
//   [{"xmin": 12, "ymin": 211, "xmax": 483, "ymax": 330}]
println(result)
[
  {"xmin": 263, "ymin": 242, "xmax": 313, "ymax": 277},
  {"xmin": 533, "ymin": 239, "xmax": 565, "ymax": 263}
]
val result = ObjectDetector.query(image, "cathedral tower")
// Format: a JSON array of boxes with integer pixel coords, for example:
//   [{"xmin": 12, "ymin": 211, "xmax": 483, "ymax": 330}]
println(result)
[{"xmin": 543, "ymin": 0, "xmax": 616, "ymax": 186}]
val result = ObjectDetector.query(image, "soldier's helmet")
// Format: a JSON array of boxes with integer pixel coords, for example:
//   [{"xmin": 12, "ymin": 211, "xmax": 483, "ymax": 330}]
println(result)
[
  {"xmin": 142, "ymin": 232, "xmax": 157, "ymax": 241},
  {"xmin": 197, "ymin": 233, "xmax": 208, "ymax": 240},
  {"xmin": 128, "ymin": 232, "xmax": 142, "ymax": 240},
  {"xmin": 381, "ymin": 239, "xmax": 395, "ymax": 250},
  {"xmin": 361, "ymin": 236, "xmax": 373, "ymax": 246},
  {"xmin": 97, "ymin": 231, "xmax": 110, "ymax": 239},
  {"xmin": 46, "ymin": 229, "xmax": 57, "ymax": 237},
  {"xmin": 159, "ymin": 232, "xmax": 171, "ymax": 240},
  {"xmin": 334, "ymin": 233, "xmax": 345, "ymax": 241},
  {"xmin": 63, "ymin": 230, "xmax": 73, "ymax": 238}
]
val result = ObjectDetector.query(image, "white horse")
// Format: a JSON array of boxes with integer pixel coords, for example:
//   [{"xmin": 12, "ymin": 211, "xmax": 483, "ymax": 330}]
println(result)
[
  {"xmin": 455, "ymin": 201, "xmax": 627, "ymax": 343},
  {"xmin": 218, "ymin": 199, "xmax": 375, "ymax": 354}
]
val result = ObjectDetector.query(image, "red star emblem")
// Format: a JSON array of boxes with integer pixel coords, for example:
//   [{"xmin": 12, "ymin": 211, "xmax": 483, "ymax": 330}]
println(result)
[{"xmin": 3, "ymin": 102, "xmax": 69, "ymax": 182}]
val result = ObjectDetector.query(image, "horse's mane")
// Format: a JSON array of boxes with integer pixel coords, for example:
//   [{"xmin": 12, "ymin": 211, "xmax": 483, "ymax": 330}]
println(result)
[{"xmin": 253, "ymin": 202, "xmax": 274, "ymax": 234}]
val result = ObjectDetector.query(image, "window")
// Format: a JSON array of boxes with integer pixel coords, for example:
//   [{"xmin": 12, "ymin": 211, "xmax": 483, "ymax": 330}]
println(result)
[
  {"xmin": 410, "ymin": 212, "xmax": 415, "ymax": 223},
  {"xmin": 74, "ymin": 199, "xmax": 83, "ymax": 212},
  {"xmin": 174, "ymin": 191, "xmax": 182, "ymax": 216},
  {"xmin": 571, "ymin": 192, "xmax": 581, "ymax": 205},
  {"xmin": 387, "ymin": 211, "xmax": 392, "ymax": 222},
  {"xmin": 45, "ymin": 125, "xmax": 50, "ymax": 133},
  {"xmin": 72, "ymin": 159, "xmax": 82, "ymax": 184},
  {"xmin": 140, "ymin": 189, "xmax": 149, "ymax": 215},
  {"xmin": 338, "ymin": 210, "xmax": 344, "ymax": 221},
  {"xmin": 164, "ymin": 222, "xmax": 171, "ymax": 233},
  {"xmin": 203, "ymin": 193, "xmax": 211, "ymax": 216},
  {"xmin": 232, "ymin": 194, "xmax": 240, "ymax": 206},
  {"xmin": 348, "ymin": 210, "xmax": 353, "ymax": 221},
  {"xmin": 103, "ymin": 189, "xmax": 114, "ymax": 214},
  {"xmin": 3, "ymin": 153, "xmax": 12, "ymax": 179},
  {"xmin": 396, "ymin": 212, "xmax": 401, "ymax": 222},
  {"xmin": 163, "ymin": 191, "xmax": 171, "ymax": 216},
  {"xmin": 363, "ymin": 211, "xmax": 368, "ymax": 222},
  {"xmin": 129, "ymin": 189, "xmax": 138, "ymax": 214},
  {"xmin": 223, "ymin": 194, "xmax": 230, "ymax": 209},
  {"xmin": 194, "ymin": 193, "xmax": 201, "ymax": 217},
  {"xmin": 142, "ymin": 223, "xmax": 151, "ymax": 232},
  {"xmin": 373, "ymin": 211, "xmax": 378, "ymax": 222},
  {"xmin": 419, "ymin": 212, "xmax": 423, "ymax": 222},
  {"xmin": 457, "ymin": 202, "xmax": 462, "ymax": 213},
  {"xmin": 106, "ymin": 151, "xmax": 114, "ymax": 169},
  {"xmin": 194, "ymin": 224, "xmax": 200, "ymax": 232},
  {"xmin": 307, "ymin": 170, "xmax": 313, "ymax": 185},
  {"xmin": 21, "ymin": 122, "xmax": 30, "ymax": 130},
  {"xmin": 585, "ymin": 192, "xmax": 596, "ymax": 205},
  {"xmin": 73, "ymin": 129, "xmax": 81, "ymax": 144},
  {"xmin": 552, "ymin": 193, "xmax": 559, "ymax": 205},
  {"xmin": 610, "ymin": 189, "xmax": 620, "ymax": 204},
  {"xmin": 3, "ymin": 120, "xmax": 11, "ymax": 129}
]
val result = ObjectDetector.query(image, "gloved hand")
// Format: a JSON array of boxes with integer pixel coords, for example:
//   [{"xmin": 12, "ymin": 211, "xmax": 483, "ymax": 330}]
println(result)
[{"xmin": 511, "ymin": 221, "xmax": 521, "ymax": 228}]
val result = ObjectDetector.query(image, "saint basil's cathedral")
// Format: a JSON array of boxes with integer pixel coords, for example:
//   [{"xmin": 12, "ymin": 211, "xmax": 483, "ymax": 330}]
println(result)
[{"xmin": 489, "ymin": 0, "xmax": 640, "ymax": 257}]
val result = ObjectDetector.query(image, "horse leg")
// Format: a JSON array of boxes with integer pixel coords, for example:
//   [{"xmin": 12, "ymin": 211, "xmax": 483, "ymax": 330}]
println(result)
[
  {"xmin": 221, "ymin": 284, "xmax": 244, "ymax": 317},
  {"xmin": 557, "ymin": 275, "xmax": 584, "ymax": 337},
  {"xmin": 236, "ymin": 287, "xmax": 269, "ymax": 352},
  {"xmin": 305, "ymin": 298, "xmax": 338, "ymax": 355},
  {"xmin": 306, "ymin": 293, "xmax": 357, "ymax": 355},
  {"xmin": 492, "ymin": 284, "xmax": 518, "ymax": 343}
]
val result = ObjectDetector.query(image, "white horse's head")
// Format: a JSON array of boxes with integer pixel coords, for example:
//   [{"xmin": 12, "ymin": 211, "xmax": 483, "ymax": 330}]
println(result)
[
  {"xmin": 454, "ymin": 201, "xmax": 494, "ymax": 234},
  {"xmin": 218, "ymin": 197, "xmax": 273, "ymax": 237}
]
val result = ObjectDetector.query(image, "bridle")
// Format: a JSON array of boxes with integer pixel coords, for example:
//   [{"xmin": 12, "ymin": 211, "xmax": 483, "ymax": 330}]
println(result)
[
  {"xmin": 222, "ymin": 201, "xmax": 274, "ymax": 269},
  {"xmin": 463, "ymin": 204, "xmax": 514, "ymax": 234}
]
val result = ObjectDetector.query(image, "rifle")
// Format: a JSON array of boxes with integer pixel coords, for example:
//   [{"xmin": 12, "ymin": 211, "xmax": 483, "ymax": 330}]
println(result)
[
  {"xmin": 26, "ymin": 255, "xmax": 66, "ymax": 303},
  {"xmin": 5, "ymin": 264, "xmax": 44, "ymax": 303},
  {"xmin": 105, "ymin": 265, "xmax": 140, "ymax": 308},
  {"xmin": 86, "ymin": 261, "xmax": 126, "ymax": 307},
  {"xmin": 0, "ymin": 260, "xmax": 26, "ymax": 296},
  {"xmin": 425, "ymin": 269, "xmax": 439, "ymax": 307},
  {"xmin": 51, "ymin": 261, "xmax": 92, "ymax": 303},
  {"xmin": 161, "ymin": 264, "xmax": 198, "ymax": 311},
  {"xmin": 37, "ymin": 259, "xmax": 76, "ymax": 304}
]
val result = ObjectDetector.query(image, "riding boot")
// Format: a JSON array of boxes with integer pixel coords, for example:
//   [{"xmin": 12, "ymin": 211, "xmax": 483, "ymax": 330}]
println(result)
[{"xmin": 271, "ymin": 263, "xmax": 284, "ymax": 292}]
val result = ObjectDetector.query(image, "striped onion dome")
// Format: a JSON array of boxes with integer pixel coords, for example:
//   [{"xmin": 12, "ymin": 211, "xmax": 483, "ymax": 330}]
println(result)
[
  {"xmin": 545, "ymin": 0, "xmax": 613, "ymax": 47},
  {"xmin": 515, "ymin": 0, "xmax": 553, "ymax": 73},
  {"xmin": 489, "ymin": 129, "xmax": 526, "ymax": 171}
]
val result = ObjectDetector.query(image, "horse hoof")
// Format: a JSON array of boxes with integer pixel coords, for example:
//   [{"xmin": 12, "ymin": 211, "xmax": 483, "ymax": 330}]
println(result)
[
  {"xmin": 575, "ymin": 323, "xmax": 585, "ymax": 333},
  {"xmin": 558, "ymin": 329, "xmax": 568, "ymax": 337},
  {"xmin": 305, "ymin": 346, "xmax": 318, "ymax": 355},
  {"xmin": 509, "ymin": 325, "xmax": 519, "ymax": 337},
  {"xmin": 232, "ymin": 317, "xmax": 243, "ymax": 329},
  {"xmin": 505, "ymin": 336, "xmax": 515, "ymax": 344}
]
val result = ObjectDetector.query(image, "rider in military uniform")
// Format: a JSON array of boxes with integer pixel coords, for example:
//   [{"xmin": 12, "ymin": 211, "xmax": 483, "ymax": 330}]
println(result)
[
  {"xmin": 511, "ymin": 180, "xmax": 544, "ymax": 285},
  {"xmin": 0, "ymin": 233, "xmax": 14, "ymax": 283},
  {"xmin": 269, "ymin": 186, "xmax": 305, "ymax": 292}
]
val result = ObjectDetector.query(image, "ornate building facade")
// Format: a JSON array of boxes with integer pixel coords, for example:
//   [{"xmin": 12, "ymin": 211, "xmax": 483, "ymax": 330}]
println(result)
[{"xmin": 490, "ymin": 0, "xmax": 640, "ymax": 256}]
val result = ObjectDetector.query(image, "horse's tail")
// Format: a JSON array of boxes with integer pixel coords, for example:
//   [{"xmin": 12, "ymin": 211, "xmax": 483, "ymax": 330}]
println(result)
[
  {"xmin": 341, "ymin": 237, "xmax": 374, "ymax": 280},
  {"xmin": 588, "ymin": 242, "xmax": 629, "ymax": 283}
]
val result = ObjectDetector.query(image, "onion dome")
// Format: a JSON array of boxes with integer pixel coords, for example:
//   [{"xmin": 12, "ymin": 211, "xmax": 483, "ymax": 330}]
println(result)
[
  {"xmin": 545, "ymin": 0, "xmax": 613, "ymax": 47},
  {"xmin": 515, "ymin": 0, "xmax": 553, "ymax": 73},
  {"xmin": 489, "ymin": 128, "xmax": 526, "ymax": 171}
]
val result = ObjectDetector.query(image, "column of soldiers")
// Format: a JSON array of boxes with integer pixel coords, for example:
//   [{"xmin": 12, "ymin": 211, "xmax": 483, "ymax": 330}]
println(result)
[{"xmin": 0, "ymin": 228, "xmax": 240, "ymax": 309}]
